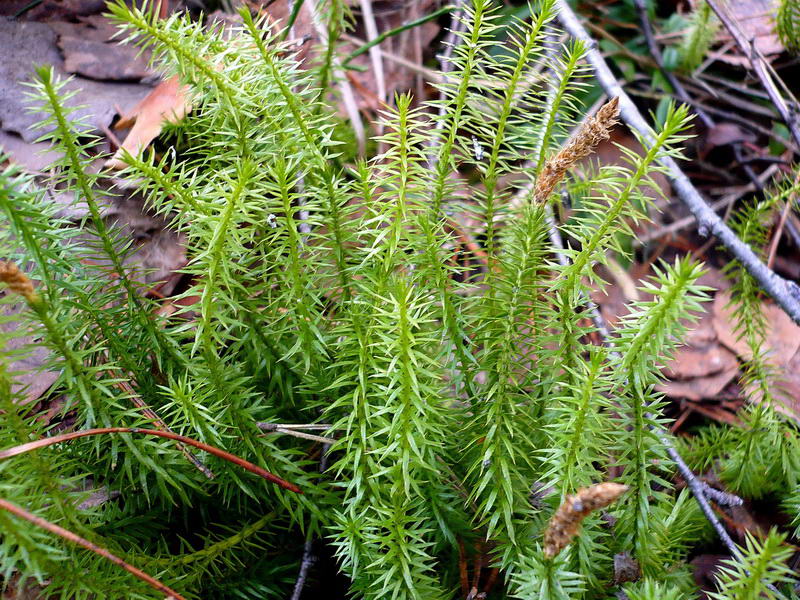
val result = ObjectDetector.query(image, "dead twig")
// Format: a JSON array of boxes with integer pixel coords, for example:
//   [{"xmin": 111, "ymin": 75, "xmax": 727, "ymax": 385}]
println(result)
[
  {"xmin": 700, "ymin": 482, "xmax": 744, "ymax": 507},
  {"xmin": 290, "ymin": 538, "xmax": 316, "ymax": 600},
  {"xmin": 632, "ymin": 0, "xmax": 762, "ymax": 188},
  {"xmin": 768, "ymin": 171, "xmax": 800, "ymax": 268},
  {"xmin": 633, "ymin": 0, "xmax": 711, "ymax": 129},
  {"xmin": 706, "ymin": 0, "xmax": 800, "ymax": 151},
  {"xmin": 635, "ymin": 164, "xmax": 780, "ymax": 246},
  {"xmin": 256, "ymin": 422, "xmax": 336, "ymax": 445},
  {"xmin": 289, "ymin": 447, "xmax": 329, "ymax": 600},
  {"xmin": 357, "ymin": 0, "xmax": 386, "ymax": 105},
  {"xmin": 555, "ymin": 0, "xmax": 800, "ymax": 325},
  {"xmin": 306, "ymin": 0, "xmax": 366, "ymax": 154},
  {"xmin": 768, "ymin": 198, "xmax": 795, "ymax": 269},
  {"xmin": 0, "ymin": 497, "xmax": 186, "ymax": 600}
]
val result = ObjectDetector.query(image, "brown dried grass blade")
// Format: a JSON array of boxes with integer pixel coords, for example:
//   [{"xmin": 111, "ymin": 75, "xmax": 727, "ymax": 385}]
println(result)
[{"xmin": 0, "ymin": 427, "xmax": 301, "ymax": 493}]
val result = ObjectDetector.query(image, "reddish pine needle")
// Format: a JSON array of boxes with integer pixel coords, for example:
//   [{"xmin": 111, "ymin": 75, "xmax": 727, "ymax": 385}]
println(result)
[
  {"xmin": 0, "ymin": 427, "xmax": 301, "ymax": 494},
  {"xmin": 0, "ymin": 497, "xmax": 186, "ymax": 600}
]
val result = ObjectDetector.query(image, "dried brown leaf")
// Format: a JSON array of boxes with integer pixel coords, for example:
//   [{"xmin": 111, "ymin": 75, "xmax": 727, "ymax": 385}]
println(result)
[
  {"xmin": 104, "ymin": 76, "xmax": 191, "ymax": 170},
  {"xmin": 712, "ymin": 289, "xmax": 800, "ymax": 366}
]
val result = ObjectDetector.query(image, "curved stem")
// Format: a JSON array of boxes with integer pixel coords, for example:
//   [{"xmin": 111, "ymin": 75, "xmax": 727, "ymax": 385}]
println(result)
[
  {"xmin": 0, "ymin": 497, "xmax": 187, "ymax": 600},
  {"xmin": 0, "ymin": 428, "xmax": 301, "ymax": 493}
]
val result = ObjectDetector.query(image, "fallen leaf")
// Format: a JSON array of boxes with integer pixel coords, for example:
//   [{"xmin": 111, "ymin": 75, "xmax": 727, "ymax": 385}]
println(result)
[
  {"xmin": 613, "ymin": 552, "xmax": 640, "ymax": 585},
  {"xmin": 0, "ymin": 18, "xmax": 151, "ymax": 143},
  {"xmin": 658, "ymin": 311, "xmax": 740, "ymax": 401},
  {"xmin": 57, "ymin": 36, "xmax": 153, "ymax": 82},
  {"xmin": 691, "ymin": 554, "xmax": 726, "ymax": 592},
  {"xmin": 658, "ymin": 367, "xmax": 740, "ymax": 402},
  {"xmin": 701, "ymin": 123, "xmax": 756, "ymax": 158},
  {"xmin": 1, "ymin": 571, "xmax": 49, "ymax": 600},
  {"xmin": 739, "ymin": 346, "xmax": 800, "ymax": 424},
  {"xmin": 0, "ymin": 130, "xmax": 63, "ymax": 172},
  {"xmin": 685, "ymin": 398, "xmax": 743, "ymax": 426},
  {"xmin": 663, "ymin": 344, "xmax": 739, "ymax": 381},
  {"xmin": 103, "ymin": 191, "xmax": 187, "ymax": 293},
  {"xmin": 0, "ymin": 0, "xmax": 105, "ymax": 21},
  {"xmin": 104, "ymin": 76, "xmax": 191, "ymax": 170},
  {"xmin": 712, "ymin": 291, "xmax": 800, "ymax": 422},
  {"xmin": 712, "ymin": 290, "xmax": 800, "ymax": 366},
  {"xmin": 715, "ymin": 0, "xmax": 784, "ymax": 64}
]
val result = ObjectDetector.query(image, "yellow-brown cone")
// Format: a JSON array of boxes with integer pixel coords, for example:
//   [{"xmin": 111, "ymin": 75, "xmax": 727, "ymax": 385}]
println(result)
[
  {"xmin": 534, "ymin": 97, "xmax": 620, "ymax": 204},
  {"xmin": 543, "ymin": 481, "xmax": 628, "ymax": 559}
]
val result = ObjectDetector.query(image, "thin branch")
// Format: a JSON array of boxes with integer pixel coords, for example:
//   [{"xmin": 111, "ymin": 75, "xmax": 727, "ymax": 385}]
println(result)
[
  {"xmin": 357, "ymin": 0, "xmax": 386, "ymax": 105},
  {"xmin": 632, "ymin": 0, "xmax": 712, "ymax": 130},
  {"xmin": 633, "ymin": 0, "xmax": 763, "ymax": 188},
  {"xmin": 289, "ymin": 448, "xmax": 329, "ymax": 600},
  {"xmin": 0, "ymin": 428, "xmax": 302, "ymax": 493},
  {"xmin": 437, "ymin": 0, "xmax": 466, "ymax": 77},
  {"xmin": 0, "ymin": 497, "xmax": 187, "ymax": 600},
  {"xmin": 706, "ymin": 0, "xmax": 800, "ymax": 150},
  {"xmin": 256, "ymin": 423, "xmax": 335, "ymax": 443},
  {"xmin": 634, "ymin": 164, "xmax": 780, "ymax": 246},
  {"xmin": 665, "ymin": 444, "xmax": 743, "ymax": 559},
  {"xmin": 306, "ymin": 0, "xmax": 366, "ymax": 154},
  {"xmin": 342, "ymin": 33, "xmax": 443, "ymax": 82},
  {"xmin": 700, "ymin": 482, "xmax": 744, "ymax": 507},
  {"xmin": 344, "ymin": 5, "xmax": 458, "ymax": 65},
  {"xmin": 555, "ymin": 0, "xmax": 800, "ymax": 326},
  {"xmin": 426, "ymin": 0, "xmax": 466, "ymax": 161},
  {"xmin": 627, "ymin": 86, "xmax": 799, "ymax": 155},
  {"xmin": 263, "ymin": 429, "xmax": 336, "ymax": 444},
  {"xmin": 768, "ymin": 173, "xmax": 800, "ymax": 267},
  {"xmin": 290, "ymin": 538, "xmax": 315, "ymax": 600},
  {"xmin": 256, "ymin": 423, "xmax": 332, "ymax": 431}
]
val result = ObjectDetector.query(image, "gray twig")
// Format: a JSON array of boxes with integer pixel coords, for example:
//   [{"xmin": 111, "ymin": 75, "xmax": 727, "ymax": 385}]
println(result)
[
  {"xmin": 632, "ymin": 0, "xmax": 711, "ymax": 130},
  {"xmin": 290, "ymin": 537, "xmax": 316, "ymax": 600},
  {"xmin": 289, "ymin": 448, "xmax": 330, "ymax": 600},
  {"xmin": 427, "ymin": 0, "xmax": 466, "ymax": 163},
  {"xmin": 701, "ymin": 482, "xmax": 744, "ymax": 507},
  {"xmin": 555, "ymin": 0, "xmax": 800, "ymax": 326}
]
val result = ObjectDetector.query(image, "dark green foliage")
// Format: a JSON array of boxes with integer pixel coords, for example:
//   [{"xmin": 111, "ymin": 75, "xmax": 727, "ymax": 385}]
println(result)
[{"xmin": 0, "ymin": 1, "xmax": 795, "ymax": 599}]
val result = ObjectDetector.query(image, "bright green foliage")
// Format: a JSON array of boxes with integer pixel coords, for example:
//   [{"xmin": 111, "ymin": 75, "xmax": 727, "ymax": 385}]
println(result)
[
  {"xmin": 678, "ymin": 1, "xmax": 718, "ymax": 72},
  {"xmin": 624, "ymin": 579, "xmax": 691, "ymax": 600},
  {"xmin": 777, "ymin": 0, "xmax": 800, "ymax": 53},
  {"xmin": 0, "ymin": 1, "xmax": 763, "ymax": 598},
  {"xmin": 708, "ymin": 530, "xmax": 795, "ymax": 600},
  {"xmin": 511, "ymin": 549, "xmax": 585, "ymax": 600}
]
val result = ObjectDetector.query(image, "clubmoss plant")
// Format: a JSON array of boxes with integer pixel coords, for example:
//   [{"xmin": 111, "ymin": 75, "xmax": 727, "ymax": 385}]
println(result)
[{"xmin": 0, "ymin": 1, "xmax": 795, "ymax": 599}]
